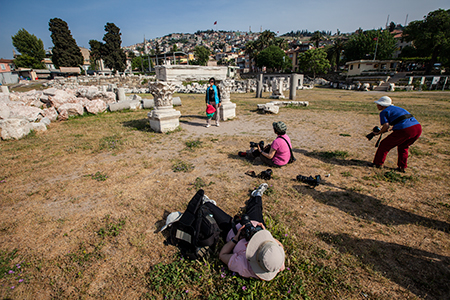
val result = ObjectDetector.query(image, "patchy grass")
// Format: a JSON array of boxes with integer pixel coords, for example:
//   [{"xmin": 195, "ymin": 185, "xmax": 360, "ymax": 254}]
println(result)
[{"xmin": 0, "ymin": 89, "xmax": 449, "ymax": 299}]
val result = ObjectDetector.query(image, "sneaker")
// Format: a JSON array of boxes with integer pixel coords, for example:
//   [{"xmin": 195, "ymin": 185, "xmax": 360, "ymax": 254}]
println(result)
[
  {"xmin": 202, "ymin": 195, "xmax": 217, "ymax": 206},
  {"xmin": 251, "ymin": 183, "xmax": 268, "ymax": 197},
  {"xmin": 216, "ymin": 123, "xmax": 220, "ymax": 127},
  {"xmin": 206, "ymin": 124, "xmax": 211, "ymax": 128}
]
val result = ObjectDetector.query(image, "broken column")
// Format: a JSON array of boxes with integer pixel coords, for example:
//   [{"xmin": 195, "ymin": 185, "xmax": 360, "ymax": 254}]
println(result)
[
  {"xmin": 256, "ymin": 73, "xmax": 263, "ymax": 98},
  {"xmin": 219, "ymin": 79, "xmax": 236, "ymax": 121},
  {"xmin": 147, "ymin": 81, "xmax": 181, "ymax": 133}
]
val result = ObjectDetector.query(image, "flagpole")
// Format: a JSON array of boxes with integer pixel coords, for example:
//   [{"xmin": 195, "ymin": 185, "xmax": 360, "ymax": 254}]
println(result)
[{"xmin": 373, "ymin": 31, "xmax": 379, "ymax": 61}]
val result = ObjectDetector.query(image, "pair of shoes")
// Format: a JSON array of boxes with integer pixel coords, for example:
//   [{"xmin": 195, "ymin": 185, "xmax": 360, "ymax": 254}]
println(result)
[
  {"xmin": 395, "ymin": 167, "xmax": 406, "ymax": 173},
  {"xmin": 202, "ymin": 195, "xmax": 217, "ymax": 206},
  {"xmin": 251, "ymin": 183, "xmax": 268, "ymax": 197},
  {"xmin": 206, "ymin": 124, "xmax": 211, "ymax": 128},
  {"xmin": 216, "ymin": 123, "xmax": 220, "ymax": 127},
  {"xmin": 368, "ymin": 162, "xmax": 382, "ymax": 169},
  {"xmin": 238, "ymin": 151, "xmax": 247, "ymax": 157}
]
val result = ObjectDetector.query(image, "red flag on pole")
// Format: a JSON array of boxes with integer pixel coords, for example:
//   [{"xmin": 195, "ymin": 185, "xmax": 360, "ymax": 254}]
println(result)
[{"xmin": 214, "ymin": 21, "xmax": 217, "ymax": 25}]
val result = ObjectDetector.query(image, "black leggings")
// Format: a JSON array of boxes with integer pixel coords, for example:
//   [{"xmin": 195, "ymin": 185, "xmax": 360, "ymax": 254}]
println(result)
[{"xmin": 204, "ymin": 196, "xmax": 265, "ymax": 238}]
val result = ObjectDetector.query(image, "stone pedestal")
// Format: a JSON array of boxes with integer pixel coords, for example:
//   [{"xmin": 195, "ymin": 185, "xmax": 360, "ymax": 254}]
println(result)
[
  {"xmin": 116, "ymin": 87, "xmax": 126, "ymax": 101},
  {"xmin": 270, "ymin": 78, "xmax": 285, "ymax": 99},
  {"xmin": 147, "ymin": 81, "xmax": 181, "ymax": 133},
  {"xmin": 219, "ymin": 79, "xmax": 236, "ymax": 121}
]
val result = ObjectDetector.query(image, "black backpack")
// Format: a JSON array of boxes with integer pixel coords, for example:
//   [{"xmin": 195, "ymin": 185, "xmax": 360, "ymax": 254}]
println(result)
[{"xmin": 169, "ymin": 189, "xmax": 221, "ymax": 260}]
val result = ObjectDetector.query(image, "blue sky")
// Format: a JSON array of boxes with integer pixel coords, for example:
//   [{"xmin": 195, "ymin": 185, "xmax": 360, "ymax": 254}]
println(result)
[{"xmin": 1, "ymin": 0, "xmax": 448, "ymax": 59}]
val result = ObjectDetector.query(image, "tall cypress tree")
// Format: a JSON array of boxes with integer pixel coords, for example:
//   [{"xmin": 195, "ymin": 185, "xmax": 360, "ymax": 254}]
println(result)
[
  {"xmin": 102, "ymin": 23, "xmax": 126, "ymax": 72},
  {"xmin": 49, "ymin": 18, "xmax": 83, "ymax": 68}
]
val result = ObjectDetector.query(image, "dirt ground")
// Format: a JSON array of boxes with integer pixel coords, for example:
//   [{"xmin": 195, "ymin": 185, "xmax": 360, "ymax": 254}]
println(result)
[{"xmin": 0, "ymin": 89, "xmax": 449, "ymax": 299}]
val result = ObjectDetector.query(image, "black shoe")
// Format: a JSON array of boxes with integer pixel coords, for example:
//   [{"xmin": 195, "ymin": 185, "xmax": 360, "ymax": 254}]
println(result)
[
  {"xmin": 238, "ymin": 151, "xmax": 247, "ymax": 157},
  {"xmin": 395, "ymin": 167, "xmax": 405, "ymax": 173},
  {"xmin": 368, "ymin": 163, "xmax": 382, "ymax": 169}
]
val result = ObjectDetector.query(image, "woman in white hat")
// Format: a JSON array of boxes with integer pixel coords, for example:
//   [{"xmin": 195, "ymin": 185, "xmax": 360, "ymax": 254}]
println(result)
[
  {"xmin": 369, "ymin": 96, "xmax": 422, "ymax": 172},
  {"xmin": 203, "ymin": 183, "xmax": 285, "ymax": 280}
]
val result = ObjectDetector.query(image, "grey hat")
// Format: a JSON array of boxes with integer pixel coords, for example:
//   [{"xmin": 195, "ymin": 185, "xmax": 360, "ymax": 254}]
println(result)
[{"xmin": 272, "ymin": 121, "xmax": 287, "ymax": 133}]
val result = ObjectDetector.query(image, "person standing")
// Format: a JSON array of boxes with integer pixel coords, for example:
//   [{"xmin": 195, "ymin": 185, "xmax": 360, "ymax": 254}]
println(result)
[
  {"xmin": 369, "ymin": 96, "xmax": 422, "ymax": 172},
  {"xmin": 205, "ymin": 77, "xmax": 221, "ymax": 127}
]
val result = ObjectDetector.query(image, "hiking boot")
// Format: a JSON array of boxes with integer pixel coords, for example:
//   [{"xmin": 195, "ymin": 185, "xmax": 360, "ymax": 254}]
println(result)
[
  {"xmin": 251, "ymin": 183, "xmax": 268, "ymax": 197},
  {"xmin": 202, "ymin": 195, "xmax": 217, "ymax": 206},
  {"xmin": 395, "ymin": 167, "xmax": 406, "ymax": 173},
  {"xmin": 368, "ymin": 162, "xmax": 382, "ymax": 169}
]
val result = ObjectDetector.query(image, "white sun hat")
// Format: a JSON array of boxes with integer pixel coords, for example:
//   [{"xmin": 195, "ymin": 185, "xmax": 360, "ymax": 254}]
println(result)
[
  {"xmin": 245, "ymin": 230, "xmax": 285, "ymax": 281},
  {"xmin": 374, "ymin": 96, "xmax": 393, "ymax": 106},
  {"xmin": 160, "ymin": 212, "xmax": 182, "ymax": 232}
]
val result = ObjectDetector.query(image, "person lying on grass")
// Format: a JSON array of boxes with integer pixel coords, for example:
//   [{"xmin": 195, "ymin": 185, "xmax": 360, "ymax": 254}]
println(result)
[{"xmin": 203, "ymin": 183, "xmax": 285, "ymax": 280}]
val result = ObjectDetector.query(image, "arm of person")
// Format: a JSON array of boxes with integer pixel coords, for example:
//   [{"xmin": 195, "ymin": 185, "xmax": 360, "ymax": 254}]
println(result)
[
  {"xmin": 258, "ymin": 146, "xmax": 277, "ymax": 159},
  {"xmin": 219, "ymin": 226, "xmax": 243, "ymax": 265},
  {"xmin": 375, "ymin": 123, "xmax": 390, "ymax": 135}
]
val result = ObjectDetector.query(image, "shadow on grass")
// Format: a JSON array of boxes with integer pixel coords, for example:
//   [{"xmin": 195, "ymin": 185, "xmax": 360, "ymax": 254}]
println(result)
[
  {"xmin": 122, "ymin": 118, "xmax": 154, "ymax": 132},
  {"xmin": 293, "ymin": 184, "xmax": 450, "ymax": 233},
  {"xmin": 318, "ymin": 232, "xmax": 450, "ymax": 299},
  {"xmin": 293, "ymin": 148, "xmax": 369, "ymax": 167}
]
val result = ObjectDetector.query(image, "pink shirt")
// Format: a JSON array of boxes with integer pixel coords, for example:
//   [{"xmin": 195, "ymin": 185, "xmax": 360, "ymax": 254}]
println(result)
[
  {"xmin": 271, "ymin": 135, "xmax": 292, "ymax": 166},
  {"xmin": 225, "ymin": 222, "xmax": 285, "ymax": 279}
]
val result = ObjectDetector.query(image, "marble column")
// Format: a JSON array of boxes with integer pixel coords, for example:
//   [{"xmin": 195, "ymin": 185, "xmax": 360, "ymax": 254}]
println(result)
[
  {"xmin": 147, "ymin": 81, "xmax": 181, "ymax": 133},
  {"xmin": 219, "ymin": 79, "xmax": 236, "ymax": 121},
  {"xmin": 256, "ymin": 73, "xmax": 263, "ymax": 98}
]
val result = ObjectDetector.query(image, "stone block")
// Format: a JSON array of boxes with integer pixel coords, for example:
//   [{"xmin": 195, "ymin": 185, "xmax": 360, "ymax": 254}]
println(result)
[
  {"xmin": 129, "ymin": 100, "xmax": 142, "ymax": 110},
  {"xmin": 31, "ymin": 122, "xmax": 47, "ymax": 132},
  {"xmin": 109, "ymin": 100, "xmax": 131, "ymax": 112},
  {"xmin": 172, "ymin": 97, "xmax": 182, "ymax": 106},
  {"xmin": 264, "ymin": 103, "xmax": 279, "ymax": 114},
  {"xmin": 220, "ymin": 101, "xmax": 236, "ymax": 121},
  {"xmin": 0, "ymin": 118, "xmax": 32, "ymax": 140},
  {"xmin": 142, "ymin": 99, "xmax": 155, "ymax": 109}
]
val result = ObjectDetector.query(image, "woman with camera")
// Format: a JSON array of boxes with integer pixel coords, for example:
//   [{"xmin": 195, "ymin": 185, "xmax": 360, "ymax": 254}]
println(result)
[
  {"xmin": 240, "ymin": 121, "xmax": 293, "ymax": 167},
  {"xmin": 369, "ymin": 96, "xmax": 422, "ymax": 172},
  {"xmin": 203, "ymin": 184, "xmax": 285, "ymax": 281}
]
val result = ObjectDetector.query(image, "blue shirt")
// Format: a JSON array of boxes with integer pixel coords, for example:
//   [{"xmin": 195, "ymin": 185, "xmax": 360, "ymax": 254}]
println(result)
[{"xmin": 379, "ymin": 106, "xmax": 420, "ymax": 131}]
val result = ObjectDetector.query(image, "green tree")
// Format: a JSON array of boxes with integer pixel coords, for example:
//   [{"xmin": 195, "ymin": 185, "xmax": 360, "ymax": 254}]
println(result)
[
  {"xmin": 102, "ymin": 23, "xmax": 127, "ymax": 72},
  {"xmin": 310, "ymin": 31, "xmax": 322, "ymax": 48},
  {"xmin": 328, "ymin": 38, "xmax": 346, "ymax": 71},
  {"xmin": 88, "ymin": 39, "xmax": 104, "ymax": 71},
  {"xmin": 192, "ymin": 46, "xmax": 210, "ymax": 66},
  {"xmin": 131, "ymin": 55, "xmax": 153, "ymax": 71},
  {"xmin": 298, "ymin": 48, "xmax": 330, "ymax": 78},
  {"xmin": 403, "ymin": 9, "xmax": 450, "ymax": 73},
  {"xmin": 256, "ymin": 45, "xmax": 291, "ymax": 72},
  {"xmin": 11, "ymin": 29, "xmax": 45, "ymax": 69},
  {"xmin": 49, "ymin": 18, "xmax": 83, "ymax": 68},
  {"xmin": 343, "ymin": 29, "xmax": 396, "ymax": 62}
]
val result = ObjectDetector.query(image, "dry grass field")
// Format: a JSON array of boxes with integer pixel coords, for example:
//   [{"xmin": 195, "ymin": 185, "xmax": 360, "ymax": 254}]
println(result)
[{"xmin": 0, "ymin": 88, "xmax": 449, "ymax": 299}]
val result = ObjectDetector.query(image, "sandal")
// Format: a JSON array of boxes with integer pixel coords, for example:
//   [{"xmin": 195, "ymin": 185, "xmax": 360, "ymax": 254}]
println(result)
[{"xmin": 245, "ymin": 170, "xmax": 256, "ymax": 178}]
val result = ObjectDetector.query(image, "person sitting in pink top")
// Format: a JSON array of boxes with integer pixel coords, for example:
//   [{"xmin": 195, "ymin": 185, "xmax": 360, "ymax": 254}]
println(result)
[
  {"xmin": 203, "ymin": 183, "xmax": 285, "ymax": 280},
  {"xmin": 239, "ymin": 121, "xmax": 293, "ymax": 167}
]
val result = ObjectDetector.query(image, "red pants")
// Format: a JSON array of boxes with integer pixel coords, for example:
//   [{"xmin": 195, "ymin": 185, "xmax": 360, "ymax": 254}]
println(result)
[{"xmin": 373, "ymin": 124, "xmax": 422, "ymax": 169}]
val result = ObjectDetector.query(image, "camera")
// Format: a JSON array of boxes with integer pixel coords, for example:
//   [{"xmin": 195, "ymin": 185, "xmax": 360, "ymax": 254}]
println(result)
[
  {"xmin": 250, "ymin": 141, "xmax": 265, "ymax": 149},
  {"xmin": 258, "ymin": 169, "xmax": 272, "ymax": 180},
  {"xmin": 366, "ymin": 126, "xmax": 381, "ymax": 141},
  {"xmin": 296, "ymin": 175, "xmax": 321, "ymax": 187},
  {"xmin": 240, "ymin": 214, "xmax": 263, "ymax": 241}
]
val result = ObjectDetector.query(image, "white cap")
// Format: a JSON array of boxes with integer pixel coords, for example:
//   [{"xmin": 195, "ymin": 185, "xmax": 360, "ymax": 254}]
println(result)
[
  {"xmin": 160, "ymin": 212, "xmax": 182, "ymax": 232},
  {"xmin": 374, "ymin": 96, "xmax": 393, "ymax": 107}
]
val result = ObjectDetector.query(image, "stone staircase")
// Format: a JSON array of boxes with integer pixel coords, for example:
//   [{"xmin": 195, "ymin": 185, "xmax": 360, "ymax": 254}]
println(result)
[{"xmin": 373, "ymin": 72, "xmax": 408, "ymax": 91}]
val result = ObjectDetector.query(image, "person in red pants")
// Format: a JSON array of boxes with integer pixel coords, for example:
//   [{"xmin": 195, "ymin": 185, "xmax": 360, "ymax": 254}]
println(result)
[{"xmin": 369, "ymin": 96, "xmax": 422, "ymax": 172}]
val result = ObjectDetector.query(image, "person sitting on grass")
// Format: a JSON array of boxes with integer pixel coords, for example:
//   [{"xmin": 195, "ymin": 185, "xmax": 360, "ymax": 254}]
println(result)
[
  {"xmin": 203, "ymin": 183, "xmax": 285, "ymax": 280},
  {"xmin": 239, "ymin": 121, "xmax": 293, "ymax": 167}
]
